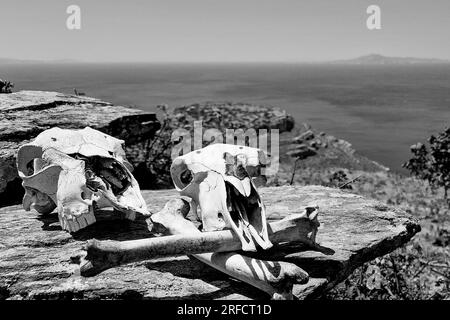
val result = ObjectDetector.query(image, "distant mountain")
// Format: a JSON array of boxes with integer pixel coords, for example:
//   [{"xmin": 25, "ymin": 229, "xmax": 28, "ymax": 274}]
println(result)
[
  {"xmin": 0, "ymin": 58, "xmax": 80, "ymax": 64},
  {"xmin": 331, "ymin": 54, "xmax": 449, "ymax": 65}
]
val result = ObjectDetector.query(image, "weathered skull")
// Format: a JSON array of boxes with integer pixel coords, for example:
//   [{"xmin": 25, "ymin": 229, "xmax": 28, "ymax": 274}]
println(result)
[
  {"xmin": 17, "ymin": 127, "xmax": 149, "ymax": 232},
  {"xmin": 170, "ymin": 143, "xmax": 272, "ymax": 252}
]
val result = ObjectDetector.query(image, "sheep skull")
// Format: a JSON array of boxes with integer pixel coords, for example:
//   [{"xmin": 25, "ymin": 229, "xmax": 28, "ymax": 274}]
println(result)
[
  {"xmin": 17, "ymin": 127, "xmax": 148, "ymax": 232},
  {"xmin": 170, "ymin": 143, "xmax": 272, "ymax": 252}
]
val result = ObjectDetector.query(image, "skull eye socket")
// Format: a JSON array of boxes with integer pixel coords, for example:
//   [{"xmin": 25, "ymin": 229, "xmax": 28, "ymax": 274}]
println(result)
[
  {"xmin": 81, "ymin": 186, "xmax": 94, "ymax": 201},
  {"xmin": 171, "ymin": 159, "xmax": 194, "ymax": 190},
  {"xmin": 26, "ymin": 160, "xmax": 35, "ymax": 176},
  {"xmin": 180, "ymin": 170, "xmax": 193, "ymax": 185},
  {"xmin": 24, "ymin": 158, "xmax": 47, "ymax": 176},
  {"xmin": 17, "ymin": 145, "xmax": 44, "ymax": 177}
]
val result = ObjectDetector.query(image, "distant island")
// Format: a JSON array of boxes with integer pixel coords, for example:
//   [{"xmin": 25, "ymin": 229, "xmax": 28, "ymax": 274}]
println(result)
[
  {"xmin": 1, "ymin": 54, "xmax": 450, "ymax": 65},
  {"xmin": 331, "ymin": 54, "xmax": 450, "ymax": 65}
]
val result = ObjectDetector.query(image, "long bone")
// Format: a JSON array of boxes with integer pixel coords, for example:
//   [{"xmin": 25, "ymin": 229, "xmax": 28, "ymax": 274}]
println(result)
[
  {"xmin": 81, "ymin": 199, "xmax": 323, "ymax": 299},
  {"xmin": 151, "ymin": 199, "xmax": 310, "ymax": 300}
]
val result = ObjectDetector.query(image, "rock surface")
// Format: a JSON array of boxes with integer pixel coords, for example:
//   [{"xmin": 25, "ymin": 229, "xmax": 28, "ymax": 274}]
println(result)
[
  {"xmin": 172, "ymin": 102, "xmax": 295, "ymax": 133},
  {"xmin": 0, "ymin": 185, "xmax": 420, "ymax": 300},
  {"xmin": 0, "ymin": 91, "xmax": 161, "ymax": 206}
]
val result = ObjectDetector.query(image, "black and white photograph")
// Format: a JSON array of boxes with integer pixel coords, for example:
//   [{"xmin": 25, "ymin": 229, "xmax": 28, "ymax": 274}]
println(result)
[{"xmin": 0, "ymin": 0, "xmax": 449, "ymax": 312}]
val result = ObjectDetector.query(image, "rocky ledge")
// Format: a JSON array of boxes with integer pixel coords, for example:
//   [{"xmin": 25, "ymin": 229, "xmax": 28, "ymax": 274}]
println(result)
[
  {"xmin": 0, "ymin": 186, "xmax": 420, "ymax": 300},
  {"xmin": 0, "ymin": 91, "xmax": 161, "ymax": 206},
  {"xmin": 0, "ymin": 91, "xmax": 296, "ymax": 205}
]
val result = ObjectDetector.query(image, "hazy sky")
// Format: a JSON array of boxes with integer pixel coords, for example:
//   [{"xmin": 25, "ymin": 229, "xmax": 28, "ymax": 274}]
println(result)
[{"xmin": 1, "ymin": 0, "xmax": 449, "ymax": 62}]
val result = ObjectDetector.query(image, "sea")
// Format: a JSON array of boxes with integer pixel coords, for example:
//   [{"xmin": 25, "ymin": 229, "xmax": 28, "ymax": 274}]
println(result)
[{"xmin": 2, "ymin": 62, "xmax": 450, "ymax": 173}]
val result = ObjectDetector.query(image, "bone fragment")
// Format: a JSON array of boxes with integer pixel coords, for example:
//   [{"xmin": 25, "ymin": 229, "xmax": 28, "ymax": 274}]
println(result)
[
  {"xmin": 81, "ymin": 198, "xmax": 320, "ymax": 299},
  {"xmin": 151, "ymin": 199, "xmax": 310, "ymax": 299}
]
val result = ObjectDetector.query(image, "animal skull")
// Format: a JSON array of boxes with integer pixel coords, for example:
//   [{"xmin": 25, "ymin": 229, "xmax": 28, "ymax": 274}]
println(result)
[
  {"xmin": 170, "ymin": 143, "xmax": 272, "ymax": 252},
  {"xmin": 17, "ymin": 127, "xmax": 149, "ymax": 232}
]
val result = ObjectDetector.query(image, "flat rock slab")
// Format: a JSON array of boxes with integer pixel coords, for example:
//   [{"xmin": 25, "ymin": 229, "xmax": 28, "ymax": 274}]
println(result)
[{"xmin": 0, "ymin": 186, "xmax": 420, "ymax": 300}]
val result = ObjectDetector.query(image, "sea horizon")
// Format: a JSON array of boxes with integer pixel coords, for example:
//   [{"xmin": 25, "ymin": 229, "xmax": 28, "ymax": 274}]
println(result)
[{"xmin": 2, "ymin": 61, "xmax": 450, "ymax": 173}]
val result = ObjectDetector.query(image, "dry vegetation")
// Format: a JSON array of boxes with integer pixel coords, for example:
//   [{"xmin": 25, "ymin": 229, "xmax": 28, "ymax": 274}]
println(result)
[
  {"xmin": 324, "ymin": 172, "xmax": 450, "ymax": 300},
  {"xmin": 269, "ymin": 126, "xmax": 450, "ymax": 300}
]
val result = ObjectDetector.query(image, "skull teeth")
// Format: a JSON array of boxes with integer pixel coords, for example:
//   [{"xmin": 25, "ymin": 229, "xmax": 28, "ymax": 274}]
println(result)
[
  {"xmin": 246, "ymin": 224, "xmax": 272, "ymax": 250},
  {"xmin": 59, "ymin": 208, "xmax": 96, "ymax": 233},
  {"xmin": 240, "ymin": 237, "xmax": 257, "ymax": 252},
  {"xmin": 227, "ymin": 184, "xmax": 272, "ymax": 251}
]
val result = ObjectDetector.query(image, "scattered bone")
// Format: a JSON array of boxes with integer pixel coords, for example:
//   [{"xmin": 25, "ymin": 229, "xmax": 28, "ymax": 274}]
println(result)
[
  {"xmin": 80, "ymin": 198, "xmax": 321, "ymax": 299},
  {"xmin": 151, "ymin": 199, "xmax": 312, "ymax": 299}
]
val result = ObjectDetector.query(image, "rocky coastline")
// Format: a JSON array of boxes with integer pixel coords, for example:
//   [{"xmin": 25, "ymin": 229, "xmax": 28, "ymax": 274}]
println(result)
[
  {"xmin": 0, "ymin": 91, "xmax": 299, "ymax": 204},
  {"xmin": 0, "ymin": 90, "xmax": 388, "ymax": 206}
]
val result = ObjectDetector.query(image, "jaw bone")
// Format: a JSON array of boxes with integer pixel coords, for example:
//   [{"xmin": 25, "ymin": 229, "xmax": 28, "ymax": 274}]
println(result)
[
  {"xmin": 16, "ymin": 127, "xmax": 149, "ymax": 233},
  {"xmin": 170, "ymin": 143, "xmax": 272, "ymax": 252}
]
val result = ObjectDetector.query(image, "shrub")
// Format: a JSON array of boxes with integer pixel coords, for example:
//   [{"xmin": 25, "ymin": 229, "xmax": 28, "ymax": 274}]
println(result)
[{"xmin": 403, "ymin": 127, "xmax": 450, "ymax": 201}]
